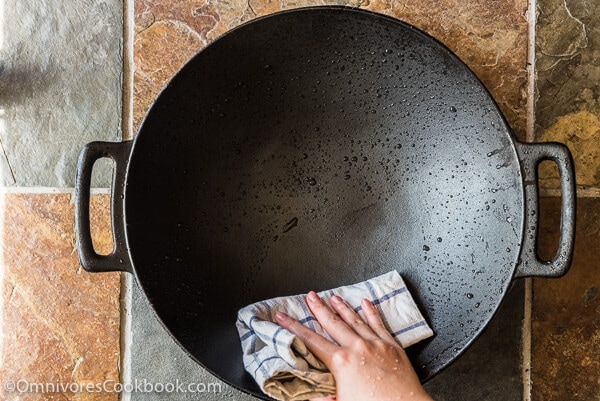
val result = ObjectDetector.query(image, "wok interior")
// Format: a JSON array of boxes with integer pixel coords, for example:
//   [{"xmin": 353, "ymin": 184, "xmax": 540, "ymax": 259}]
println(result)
[{"xmin": 125, "ymin": 7, "xmax": 525, "ymax": 396}]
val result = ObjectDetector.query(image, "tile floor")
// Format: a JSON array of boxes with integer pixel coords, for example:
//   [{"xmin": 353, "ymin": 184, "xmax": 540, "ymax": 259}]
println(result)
[{"xmin": 0, "ymin": 0, "xmax": 598, "ymax": 400}]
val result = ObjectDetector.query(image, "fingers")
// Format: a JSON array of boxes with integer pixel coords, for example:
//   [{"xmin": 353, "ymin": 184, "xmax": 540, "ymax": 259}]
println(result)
[
  {"xmin": 328, "ymin": 295, "xmax": 380, "ymax": 341},
  {"xmin": 276, "ymin": 292, "xmax": 401, "ymax": 367},
  {"xmin": 360, "ymin": 299, "xmax": 398, "ymax": 345},
  {"xmin": 304, "ymin": 291, "xmax": 363, "ymax": 346},
  {"xmin": 275, "ymin": 311, "xmax": 338, "ymax": 365}
]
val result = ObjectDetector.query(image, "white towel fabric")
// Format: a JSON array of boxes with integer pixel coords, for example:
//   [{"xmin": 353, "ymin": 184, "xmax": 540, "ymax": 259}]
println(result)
[{"xmin": 236, "ymin": 270, "xmax": 434, "ymax": 401}]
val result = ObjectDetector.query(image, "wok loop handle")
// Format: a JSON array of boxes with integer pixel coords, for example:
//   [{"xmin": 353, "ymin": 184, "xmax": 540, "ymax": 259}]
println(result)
[
  {"xmin": 514, "ymin": 142, "xmax": 576, "ymax": 278},
  {"xmin": 75, "ymin": 141, "xmax": 134, "ymax": 273}
]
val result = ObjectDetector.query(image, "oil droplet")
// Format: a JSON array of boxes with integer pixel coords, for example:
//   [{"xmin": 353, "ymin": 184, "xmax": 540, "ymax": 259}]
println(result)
[
  {"xmin": 466, "ymin": 293, "xmax": 474, "ymax": 299},
  {"xmin": 450, "ymin": 106, "xmax": 457, "ymax": 112},
  {"xmin": 308, "ymin": 177, "xmax": 317, "ymax": 186},
  {"xmin": 437, "ymin": 237, "xmax": 442, "ymax": 242},
  {"xmin": 423, "ymin": 245, "xmax": 430, "ymax": 251}
]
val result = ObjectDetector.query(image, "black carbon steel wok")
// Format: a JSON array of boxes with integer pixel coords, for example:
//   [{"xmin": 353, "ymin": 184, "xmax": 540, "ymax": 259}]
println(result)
[{"xmin": 75, "ymin": 6, "xmax": 575, "ymax": 399}]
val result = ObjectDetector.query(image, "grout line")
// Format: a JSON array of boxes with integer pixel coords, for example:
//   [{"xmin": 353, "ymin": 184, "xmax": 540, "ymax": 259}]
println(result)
[
  {"xmin": 0, "ymin": 187, "xmax": 110, "ymax": 194},
  {"xmin": 542, "ymin": 187, "xmax": 600, "ymax": 198},
  {"xmin": 122, "ymin": 0, "xmax": 135, "ymax": 141},
  {"xmin": 523, "ymin": 0, "xmax": 537, "ymax": 400},
  {"xmin": 526, "ymin": 0, "xmax": 537, "ymax": 144},
  {"xmin": 119, "ymin": 0, "xmax": 135, "ymax": 398},
  {"xmin": 522, "ymin": 278, "xmax": 533, "ymax": 401},
  {"xmin": 119, "ymin": 273, "xmax": 133, "ymax": 401}
]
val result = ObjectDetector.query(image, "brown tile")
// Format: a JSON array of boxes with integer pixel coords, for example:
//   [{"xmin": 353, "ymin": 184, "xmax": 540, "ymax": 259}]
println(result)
[
  {"xmin": 532, "ymin": 197, "xmax": 600, "ymax": 401},
  {"xmin": 0, "ymin": 194, "xmax": 120, "ymax": 401},
  {"xmin": 537, "ymin": 111, "xmax": 600, "ymax": 191},
  {"xmin": 535, "ymin": 0, "xmax": 600, "ymax": 191},
  {"xmin": 133, "ymin": 0, "xmax": 528, "ymax": 138},
  {"xmin": 133, "ymin": 19, "xmax": 205, "ymax": 130}
]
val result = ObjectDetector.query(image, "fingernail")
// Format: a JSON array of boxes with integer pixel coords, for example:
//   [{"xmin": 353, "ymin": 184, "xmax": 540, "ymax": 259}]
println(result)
[
  {"xmin": 275, "ymin": 311, "xmax": 289, "ymax": 322},
  {"xmin": 307, "ymin": 291, "xmax": 320, "ymax": 302},
  {"xmin": 330, "ymin": 295, "xmax": 342, "ymax": 304}
]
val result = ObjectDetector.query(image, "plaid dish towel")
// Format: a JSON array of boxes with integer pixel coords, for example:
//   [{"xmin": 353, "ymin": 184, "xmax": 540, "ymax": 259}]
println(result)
[{"xmin": 236, "ymin": 270, "xmax": 434, "ymax": 401}]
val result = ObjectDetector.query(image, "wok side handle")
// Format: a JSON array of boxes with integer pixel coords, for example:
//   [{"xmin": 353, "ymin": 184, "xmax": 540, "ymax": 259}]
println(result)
[
  {"xmin": 75, "ymin": 141, "xmax": 134, "ymax": 273},
  {"xmin": 514, "ymin": 142, "xmax": 576, "ymax": 278}
]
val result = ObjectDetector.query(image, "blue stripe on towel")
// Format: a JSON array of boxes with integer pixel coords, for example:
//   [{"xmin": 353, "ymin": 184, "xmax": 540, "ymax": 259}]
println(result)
[
  {"xmin": 353, "ymin": 287, "xmax": 408, "ymax": 313},
  {"xmin": 374, "ymin": 287, "xmax": 408, "ymax": 304},
  {"xmin": 240, "ymin": 329, "xmax": 254, "ymax": 342},
  {"xmin": 392, "ymin": 320, "xmax": 428, "ymax": 337},
  {"xmin": 297, "ymin": 295, "xmax": 316, "ymax": 331},
  {"xmin": 364, "ymin": 280, "xmax": 378, "ymax": 301},
  {"xmin": 299, "ymin": 315, "xmax": 316, "ymax": 325},
  {"xmin": 253, "ymin": 355, "xmax": 279, "ymax": 377},
  {"xmin": 260, "ymin": 300, "xmax": 273, "ymax": 322},
  {"xmin": 272, "ymin": 326, "xmax": 289, "ymax": 349}
]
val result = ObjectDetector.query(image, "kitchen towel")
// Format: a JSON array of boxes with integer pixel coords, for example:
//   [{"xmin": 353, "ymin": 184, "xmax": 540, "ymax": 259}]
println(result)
[{"xmin": 236, "ymin": 270, "xmax": 434, "ymax": 401}]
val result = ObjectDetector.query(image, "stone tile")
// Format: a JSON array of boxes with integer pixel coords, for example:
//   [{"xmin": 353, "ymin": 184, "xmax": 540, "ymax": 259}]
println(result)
[
  {"xmin": 0, "ymin": 0, "xmax": 123, "ymax": 188},
  {"xmin": 535, "ymin": 0, "xmax": 600, "ymax": 190},
  {"xmin": 129, "ymin": 280, "xmax": 253, "ymax": 400},
  {"xmin": 0, "ymin": 194, "xmax": 121, "ymax": 400},
  {"xmin": 132, "ymin": 0, "xmax": 528, "ymax": 137},
  {"xmin": 424, "ymin": 281, "xmax": 525, "ymax": 401},
  {"xmin": 532, "ymin": 197, "xmax": 600, "ymax": 401}
]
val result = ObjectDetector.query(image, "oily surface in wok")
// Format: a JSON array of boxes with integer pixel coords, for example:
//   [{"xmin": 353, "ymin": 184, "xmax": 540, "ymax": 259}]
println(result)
[{"xmin": 125, "ymin": 8, "xmax": 525, "ymax": 392}]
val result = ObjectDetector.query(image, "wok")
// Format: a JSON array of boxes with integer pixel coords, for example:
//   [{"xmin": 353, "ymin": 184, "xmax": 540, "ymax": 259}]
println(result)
[{"xmin": 75, "ymin": 7, "xmax": 575, "ymax": 399}]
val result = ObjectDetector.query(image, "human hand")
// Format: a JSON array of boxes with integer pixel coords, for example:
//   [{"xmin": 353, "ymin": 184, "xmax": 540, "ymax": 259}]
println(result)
[{"xmin": 275, "ymin": 291, "xmax": 433, "ymax": 401}]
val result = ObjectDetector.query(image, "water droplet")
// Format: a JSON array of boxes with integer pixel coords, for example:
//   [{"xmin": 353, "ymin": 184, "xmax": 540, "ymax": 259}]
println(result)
[
  {"xmin": 283, "ymin": 217, "xmax": 299, "ymax": 233},
  {"xmin": 437, "ymin": 237, "xmax": 442, "ymax": 242},
  {"xmin": 466, "ymin": 293, "xmax": 474, "ymax": 299},
  {"xmin": 308, "ymin": 177, "xmax": 317, "ymax": 186},
  {"xmin": 423, "ymin": 245, "xmax": 430, "ymax": 251},
  {"xmin": 344, "ymin": 174, "xmax": 351, "ymax": 180},
  {"xmin": 450, "ymin": 106, "xmax": 457, "ymax": 112}
]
